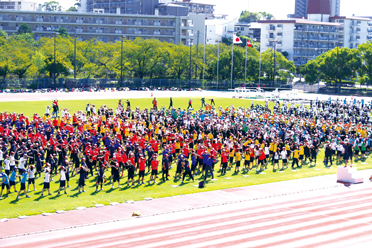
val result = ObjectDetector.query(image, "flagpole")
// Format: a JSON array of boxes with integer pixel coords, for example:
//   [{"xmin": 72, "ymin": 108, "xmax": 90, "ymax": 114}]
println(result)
[
  {"xmin": 202, "ymin": 28, "xmax": 206, "ymax": 90},
  {"xmin": 245, "ymin": 41, "xmax": 247, "ymax": 86},
  {"xmin": 217, "ymin": 42, "xmax": 219, "ymax": 90},
  {"xmin": 230, "ymin": 41, "xmax": 234, "ymax": 89},
  {"xmin": 259, "ymin": 49, "xmax": 262, "ymax": 87}
]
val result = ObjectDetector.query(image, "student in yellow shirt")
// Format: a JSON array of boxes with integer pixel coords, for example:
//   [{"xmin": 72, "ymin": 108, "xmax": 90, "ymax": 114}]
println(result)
[
  {"xmin": 243, "ymin": 149, "xmax": 251, "ymax": 172},
  {"xmin": 292, "ymin": 146, "xmax": 300, "ymax": 168},
  {"xmin": 299, "ymin": 143, "xmax": 304, "ymax": 166},
  {"xmin": 234, "ymin": 149, "xmax": 241, "ymax": 173},
  {"xmin": 229, "ymin": 149, "xmax": 235, "ymax": 168}
]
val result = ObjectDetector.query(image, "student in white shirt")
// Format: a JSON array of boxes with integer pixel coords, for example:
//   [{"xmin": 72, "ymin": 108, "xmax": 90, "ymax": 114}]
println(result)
[
  {"xmin": 3, "ymin": 155, "xmax": 10, "ymax": 176},
  {"xmin": 58, "ymin": 166, "xmax": 67, "ymax": 195},
  {"xmin": 41, "ymin": 164, "xmax": 52, "ymax": 197},
  {"xmin": 27, "ymin": 165, "xmax": 36, "ymax": 192},
  {"xmin": 281, "ymin": 149, "xmax": 288, "ymax": 169}
]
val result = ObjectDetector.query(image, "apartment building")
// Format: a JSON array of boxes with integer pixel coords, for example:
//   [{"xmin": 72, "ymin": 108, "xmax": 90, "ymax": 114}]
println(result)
[
  {"xmin": 171, "ymin": 0, "xmax": 215, "ymax": 18},
  {"xmin": 0, "ymin": 9, "xmax": 205, "ymax": 44},
  {"xmin": 0, "ymin": 0, "xmax": 37, "ymax": 11},
  {"xmin": 329, "ymin": 16, "xmax": 370, "ymax": 48}
]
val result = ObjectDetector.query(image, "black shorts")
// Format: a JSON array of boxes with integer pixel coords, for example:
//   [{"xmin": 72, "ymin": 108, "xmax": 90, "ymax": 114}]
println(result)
[
  {"xmin": 151, "ymin": 170, "xmax": 158, "ymax": 176},
  {"xmin": 332, "ymin": 150, "xmax": 336, "ymax": 155},
  {"xmin": 175, "ymin": 149, "xmax": 180, "ymax": 154},
  {"xmin": 269, "ymin": 151, "xmax": 274, "ymax": 155},
  {"xmin": 60, "ymin": 180, "xmax": 66, "ymax": 187},
  {"xmin": 138, "ymin": 170, "xmax": 145, "ymax": 177},
  {"xmin": 343, "ymin": 153, "xmax": 350, "ymax": 160},
  {"xmin": 244, "ymin": 160, "xmax": 250, "ymax": 166},
  {"xmin": 28, "ymin": 178, "xmax": 35, "ymax": 184},
  {"xmin": 235, "ymin": 161, "xmax": 240, "ymax": 167},
  {"xmin": 250, "ymin": 157, "xmax": 254, "ymax": 162},
  {"xmin": 361, "ymin": 150, "xmax": 366, "ymax": 155},
  {"xmin": 9, "ymin": 181, "xmax": 15, "ymax": 186},
  {"xmin": 282, "ymin": 159, "xmax": 287, "ymax": 163},
  {"xmin": 355, "ymin": 150, "xmax": 359, "ymax": 155},
  {"xmin": 176, "ymin": 167, "xmax": 183, "ymax": 174},
  {"xmin": 44, "ymin": 182, "xmax": 50, "ymax": 189},
  {"xmin": 2, "ymin": 183, "xmax": 9, "ymax": 190},
  {"xmin": 222, "ymin": 162, "xmax": 228, "ymax": 168},
  {"xmin": 97, "ymin": 177, "xmax": 103, "ymax": 184},
  {"xmin": 274, "ymin": 159, "xmax": 279, "ymax": 164},
  {"xmin": 78, "ymin": 179, "xmax": 85, "ymax": 187},
  {"xmin": 299, "ymin": 155, "xmax": 304, "ymax": 160},
  {"xmin": 66, "ymin": 174, "xmax": 70, "ymax": 181},
  {"xmin": 20, "ymin": 183, "xmax": 26, "ymax": 191},
  {"xmin": 229, "ymin": 157, "xmax": 234, "ymax": 163},
  {"xmin": 191, "ymin": 164, "xmax": 197, "ymax": 171},
  {"xmin": 337, "ymin": 151, "xmax": 342, "ymax": 157},
  {"xmin": 113, "ymin": 175, "xmax": 120, "ymax": 182}
]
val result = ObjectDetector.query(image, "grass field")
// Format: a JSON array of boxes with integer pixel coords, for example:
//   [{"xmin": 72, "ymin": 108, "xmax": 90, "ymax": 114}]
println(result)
[
  {"xmin": 0, "ymin": 97, "xmax": 269, "ymax": 118},
  {"xmin": 0, "ymin": 97, "xmax": 371, "ymax": 219},
  {"xmin": 1, "ymin": 155, "xmax": 371, "ymax": 219}
]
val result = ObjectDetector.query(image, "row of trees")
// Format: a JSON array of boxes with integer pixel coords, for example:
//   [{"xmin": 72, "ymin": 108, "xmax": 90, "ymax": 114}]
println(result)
[
  {"xmin": 300, "ymin": 42, "xmax": 372, "ymax": 87},
  {"xmin": 0, "ymin": 31, "xmax": 295, "ymax": 82}
]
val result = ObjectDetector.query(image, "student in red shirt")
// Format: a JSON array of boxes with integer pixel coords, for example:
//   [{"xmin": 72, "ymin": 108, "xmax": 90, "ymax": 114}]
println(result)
[
  {"xmin": 257, "ymin": 148, "xmax": 266, "ymax": 172},
  {"xmin": 137, "ymin": 155, "xmax": 146, "ymax": 185},
  {"xmin": 149, "ymin": 154, "xmax": 159, "ymax": 184},
  {"xmin": 221, "ymin": 149, "xmax": 229, "ymax": 175}
]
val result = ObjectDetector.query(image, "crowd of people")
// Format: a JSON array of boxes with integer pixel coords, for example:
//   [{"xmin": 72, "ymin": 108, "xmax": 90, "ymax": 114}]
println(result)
[{"xmin": 1, "ymin": 96, "xmax": 372, "ymax": 199}]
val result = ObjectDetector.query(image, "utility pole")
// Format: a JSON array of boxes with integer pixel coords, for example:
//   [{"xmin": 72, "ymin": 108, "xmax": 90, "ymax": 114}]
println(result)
[
  {"xmin": 120, "ymin": 36, "xmax": 124, "ymax": 86},
  {"xmin": 189, "ymin": 40, "xmax": 192, "ymax": 89},
  {"xmin": 195, "ymin": 30, "xmax": 200, "ymax": 80},
  {"xmin": 74, "ymin": 32, "xmax": 77, "ymax": 81},
  {"xmin": 53, "ymin": 33, "xmax": 57, "ymax": 89}
]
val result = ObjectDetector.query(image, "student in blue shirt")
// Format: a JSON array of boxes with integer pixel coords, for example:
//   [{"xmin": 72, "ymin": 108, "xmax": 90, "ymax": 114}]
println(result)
[
  {"xmin": 16, "ymin": 169, "xmax": 30, "ymax": 199},
  {"xmin": 162, "ymin": 154, "xmax": 170, "ymax": 181},
  {"xmin": 181, "ymin": 160, "xmax": 194, "ymax": 183},
  {"xmin": 0, "ymin": 172, "xmax": 10, "ymax": 198},
  {"xmin": 9, "ymin": 168, "xmax": 17, "ymax": 193}
]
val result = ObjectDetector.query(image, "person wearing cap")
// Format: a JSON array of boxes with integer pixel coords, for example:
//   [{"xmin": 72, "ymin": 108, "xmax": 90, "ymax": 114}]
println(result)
[
  {"xmin": 181, "ymin": 159, "xmax": 194, "ymax": 183},
  {"xmin": 136, "ymin": 155, "xmax": 146, "ymax": 185},
  {"xmin": 27, "ymin": 165, "xmax": 36, "ymax": 192},
  {"xmin": 174, "ymin": 155, "xmax": 184, "ymax": 179},
  {"xmin": 8, "ymin": 167, "xmax": 18, "ymax": 193},
  {"xmin": 3, "ymin": 155, "xmax": 10, "ymax": 176},
  {"xmin": 57, "ymin": 166, "xmax": 67, "ymax": 195},
  {"xmin": 77, "ymin": 159, "xmax": 89, "ymax": 193},
  {"xmin": 0, "ymin": 172, "xmax": 10, "ymax": 198},
  {"xmin": 15, "ymin": 169, "xmax": 29, "ymax": 199},
  {"xmin": 162, "ymin": 153, "xmax": 170, "ymax": 181},
  {"xmin": 41, "ymin": 165, "xmax": 51, "ymax": 197},
  {"xmin": 96, "ymin": 164, "xmax": 105, "ymax": 191},
  {"xmin": 149, "ymin": 154, "xmax": 159, "ymax": 184}
]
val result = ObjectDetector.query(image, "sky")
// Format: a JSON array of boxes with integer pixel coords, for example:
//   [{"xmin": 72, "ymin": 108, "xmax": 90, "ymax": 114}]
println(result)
[{"xmin": 37, "ymin": 0, "xmax": 372, "ymax": 20}]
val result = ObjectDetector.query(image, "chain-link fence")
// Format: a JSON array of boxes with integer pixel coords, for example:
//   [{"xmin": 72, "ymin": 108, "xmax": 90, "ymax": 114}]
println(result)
[{"xmin": 0, "ymin": 78, "xmax": 292, "ymax": 91}]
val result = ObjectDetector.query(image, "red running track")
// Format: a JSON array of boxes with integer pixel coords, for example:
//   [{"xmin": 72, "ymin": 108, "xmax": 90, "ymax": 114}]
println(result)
[{"xmin": 1, "ymin": 175, "xmax": 372, "ymax": 248}]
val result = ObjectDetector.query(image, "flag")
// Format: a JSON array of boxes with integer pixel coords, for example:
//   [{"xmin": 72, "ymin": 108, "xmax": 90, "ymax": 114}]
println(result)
[
  {"xmin": 247, "ymin": 40, "xmax": 252, "ymax": 47},
  {"xmin": 233, "ymin": 35, "xmax": 242, "ymax": 44}
]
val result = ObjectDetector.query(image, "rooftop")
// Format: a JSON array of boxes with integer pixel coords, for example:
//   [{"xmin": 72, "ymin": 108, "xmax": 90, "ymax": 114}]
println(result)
[{"xmin": 258, "ymin": 19, "xmax": 340, "ymax": 26}]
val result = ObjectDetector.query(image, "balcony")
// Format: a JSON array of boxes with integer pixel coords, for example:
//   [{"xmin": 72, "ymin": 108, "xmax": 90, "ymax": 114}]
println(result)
[
  {"xmin": 266, "ymin": 34, "xmax": 275, "ymax": 39},
  {"xmin": 266, "ymin": 26, "xmax": 275, "ymax": 31},
  {"xmin": 308, "ymin": 36, "xmax": 318, "ymax": 41}
]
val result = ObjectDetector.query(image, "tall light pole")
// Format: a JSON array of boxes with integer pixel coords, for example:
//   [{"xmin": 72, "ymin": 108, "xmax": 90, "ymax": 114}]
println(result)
[
  {"xmin": 189, "ymin": 39, "xmax": 192, "ymax": 90},
  {"xmin": 53, "ymin": 32, "xmax": 58, "ymax": 89},
  {"xmin": 272, "ymin": 40, "xmax": 278, "ymax": 85},
  {"xmin": 74, "ymin": 32, "xmax": 77, "ymax": 81},
  {"xmin": 120, "ymin": 36, "xmax": 124, "ymax": 86}
]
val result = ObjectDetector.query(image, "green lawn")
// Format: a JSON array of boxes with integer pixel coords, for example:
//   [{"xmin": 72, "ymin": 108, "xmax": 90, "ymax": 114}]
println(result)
[
  {"xmin": 1, "ymin": 155, "xmax": 371, "ymax": 219},
  {"xmin": 0, "ymin": 97, "xmax": 370, "ymax": 219},
  {"xmin": 0, "ymin": 97, "xmax": 269, "ymax": 118}
]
